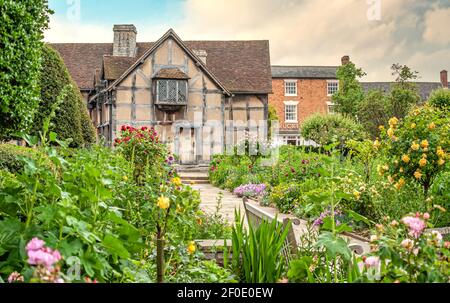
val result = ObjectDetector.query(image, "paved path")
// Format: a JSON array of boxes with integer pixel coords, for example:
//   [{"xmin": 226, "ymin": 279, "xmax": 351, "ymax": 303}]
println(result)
[
  {"xmin": 190, "ymin": 182, "xmax": 370, "ymax": 253},
  {"xmin": 191, "ymin": 183, "xmax": 244, "ymax": 225}
]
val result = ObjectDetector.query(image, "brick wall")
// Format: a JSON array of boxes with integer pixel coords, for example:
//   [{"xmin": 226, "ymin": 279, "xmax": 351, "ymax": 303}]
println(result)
[{"xmin": 269, "ymin": 78, "xmax": 332, "ymax": 131}]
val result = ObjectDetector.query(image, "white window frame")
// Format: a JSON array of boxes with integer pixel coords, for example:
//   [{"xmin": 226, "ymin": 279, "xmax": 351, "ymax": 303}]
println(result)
[
  {"xmin": 327, "ymin": 80, "xmax": 339, "ymax": 96},
  {"xmin": 327, "ymin": 101, "xmax": 336, "ymax": 114},
  {"xmin": 284, "ymin": 80, "xmax": 297, "ymax": 96},
  {"xmin": 284, "ymin": 101, "xmax": 298, "ymax": 123}
]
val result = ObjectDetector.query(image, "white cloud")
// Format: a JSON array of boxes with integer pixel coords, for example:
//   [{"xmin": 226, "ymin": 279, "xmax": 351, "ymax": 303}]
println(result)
[
  {"xmin": 423, "ymin": 7, "xmax": 450, "ymax": 45},
  {"xmin": 44, "ymin": 0, "xmax": 450, "ymax": 81}
]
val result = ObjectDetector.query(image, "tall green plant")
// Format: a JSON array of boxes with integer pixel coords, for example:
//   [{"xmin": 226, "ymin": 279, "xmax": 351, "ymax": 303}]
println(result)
[
  {"xmin": 0, "ymin": 0, "xmax": 52, "ymax": 139},
  {"xmin": 230, "ymin": 210, "xmax": 290, "ymax": 283}
]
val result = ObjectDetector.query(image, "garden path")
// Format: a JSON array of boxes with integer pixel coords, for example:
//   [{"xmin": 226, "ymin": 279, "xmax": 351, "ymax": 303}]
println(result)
[{"xmin": 190, "ymin": 183, "xmax": 245, "ymax": 225}]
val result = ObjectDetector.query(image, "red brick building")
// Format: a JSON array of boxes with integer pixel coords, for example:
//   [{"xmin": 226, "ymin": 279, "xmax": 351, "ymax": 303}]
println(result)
[{"xmin": 269, "ymin": 65, "xmax": 339, "ymax": 145}]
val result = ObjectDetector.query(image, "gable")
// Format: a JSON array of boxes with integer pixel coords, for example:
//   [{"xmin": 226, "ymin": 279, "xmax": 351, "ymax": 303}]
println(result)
[{"xmin": 51, "ymin": 34, "xmax": 272, "ymax": 94}]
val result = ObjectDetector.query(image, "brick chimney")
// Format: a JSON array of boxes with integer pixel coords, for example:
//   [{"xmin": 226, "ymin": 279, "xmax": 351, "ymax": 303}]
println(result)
[
  {"xmin": 193, "ymin": 49, "xmax": 208, "ymax": 65},
  {"xmin": 113, "ymin": 24, "xmax": 137, "ymax": 57},
  {"xmin": 341, "ymin": 55, "xmax": 350, "ymax": 65},
  {"xmin": 440, "ymin": 70, "xmax": 448, "ymax": 89}
]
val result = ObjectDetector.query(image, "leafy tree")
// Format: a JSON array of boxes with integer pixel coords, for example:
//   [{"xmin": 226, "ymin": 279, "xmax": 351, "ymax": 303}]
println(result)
[
  {"xmin": 357, "ymin": 90, "xmax": 390, "ymax": 138},
  {"xmin": 0, "ymin": 0, "xmax": 52, "ymax": 139},
  {"xmin": 34, "ymin": 45, "xmax": 96, "ymax": 147},
  {"xmin": 332, "ymin": 61, "xmax": 366, "ymax": 118},
  {"xmin": 388, "ymin": 64, "xmax": 420, "ymax": 119},
  {"xmin": 300, "ymin": 113, "xmax": 367, "ymax": 148}
]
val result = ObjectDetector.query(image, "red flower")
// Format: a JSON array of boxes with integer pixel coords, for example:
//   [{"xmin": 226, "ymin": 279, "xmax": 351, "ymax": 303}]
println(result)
[
  {"xmin": 123, "ymin": 136, "xmax": 131, "ymax": 142},
  {"xmin": 121, "ymin": 125, "xmax": 127, "ymax": 131},
  {"xmin": 141, "ymin": 126, "xmax": 148, "ymax": 131}
]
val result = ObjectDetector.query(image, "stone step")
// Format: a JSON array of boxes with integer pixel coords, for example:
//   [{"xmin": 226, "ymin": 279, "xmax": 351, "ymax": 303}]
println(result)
[{"xmin": 182, "ymin": 179, "xmax": 210, "ymax": 185}]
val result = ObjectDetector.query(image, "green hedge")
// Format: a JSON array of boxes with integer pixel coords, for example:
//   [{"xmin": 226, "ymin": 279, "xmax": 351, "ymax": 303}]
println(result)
[
  {"xmin": 429, "ymin": 88, "xmax": 450, "ymax": 110},
  {"xmin": 0, "ymin": 0, "xmax": 51, "ymax": 139},
  {"xmin": 33, "ymin": 45, "xmax": 96, "ymax": 147},
  {"xmin": 0, "ymin": 144, "xmax": 50, "ymax": 174}
]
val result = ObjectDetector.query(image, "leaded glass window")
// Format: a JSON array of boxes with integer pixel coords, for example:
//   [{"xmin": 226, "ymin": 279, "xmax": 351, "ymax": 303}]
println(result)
[{"xmin": 156, "ymin": 79, "xmax": 188, "ymax": 105}]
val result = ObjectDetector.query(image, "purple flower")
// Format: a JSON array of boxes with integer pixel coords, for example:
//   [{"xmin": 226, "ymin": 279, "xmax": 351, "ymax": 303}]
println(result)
[
  {"xmin": 233, "ymin": 183, "xmax": 267, "ymax": 198},
  {"xmin": 401, "ymin": 216, "xmax": 426, "ymax": 238},
  {"xmin": 364, "ymin": 256, "xmax": 380, "ymax": 268}
]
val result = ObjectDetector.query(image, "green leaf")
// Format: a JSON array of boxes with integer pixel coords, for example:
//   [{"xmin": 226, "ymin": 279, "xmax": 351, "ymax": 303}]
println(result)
[
  {"xmin": 102, "ymin": 234, "xmax": 130, "ymax": 259},
  {"xmin": 316, "ymin": 231, "xmax": 351, "ymax": 260}
]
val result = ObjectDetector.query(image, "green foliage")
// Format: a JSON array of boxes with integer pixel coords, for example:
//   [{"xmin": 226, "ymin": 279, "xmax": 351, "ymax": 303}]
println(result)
[
  {"xmin": 34, "ymin": 45, "xmax": 95, "ymax": 147},
  {"xmin": 388, "ymin": 64, "xmax": 420, "ymax": 119},
  {"xmin": 229, "ymin": 210, "xmax": 290, "ymax": 283},
  {"xmin": 269, "ymin": 184, "xmax": 302, "ymax": 213},
  {"xmin": 332, "ymin": 61, "xmax": 366, "ymax": 117},
  {"xmin": 268, "ymin": 105, "xmax": 279, "ymax": 139},
  {"xmin": 0, "ymin": 0, "xmax": 51, "ymax": 139},
  {"xmin": 0, "ymin": 144, "xmax": 51, "ymax": 174},
  {"xmin": 300, "ymin": 113, "xmax": 367, "ymax": 147},
  {"xmin": 379, "ymin": 104, "xmax": 450, "ymax": 196},
  {"xmin": 357, "ymin": 90, "xmax": 390, "ymax": 138},
  {"xmin": 358, "ymin": 214, "xmax": 450, "ymax": 283},
  {"xmin": 428, "ymin": 88, "xmax": 450, "ymax": 110}
]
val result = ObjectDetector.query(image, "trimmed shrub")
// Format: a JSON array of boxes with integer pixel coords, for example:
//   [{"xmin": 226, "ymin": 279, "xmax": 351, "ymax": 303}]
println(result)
[
  {"xmin": 0, "ymin": 144, "xmax": 50, "ymax": 174},
  {"xmin": 34, "ymin": 45, "xmax": 95, "ymax": 147},
  {"xmin": 428, "ymin": 88, "xmax": 450, "ymax": 110},
  {"xmin": 300, "ymin": 113, "xmax": 367, "ymax": 147},
  {"xmin": 0, "ymin": 0, "xmax": 51, "ymax": 139}
]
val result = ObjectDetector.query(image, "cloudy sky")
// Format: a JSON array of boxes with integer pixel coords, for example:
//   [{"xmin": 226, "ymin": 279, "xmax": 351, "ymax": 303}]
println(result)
[{"xmin": 45, "ymin": 0, "xmax": 450, "ymax": 82}]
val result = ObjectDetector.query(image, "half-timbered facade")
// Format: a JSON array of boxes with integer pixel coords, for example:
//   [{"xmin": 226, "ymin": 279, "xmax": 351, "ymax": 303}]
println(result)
[{"xmin": 52, "ymin": 26, "xmax": 272, "ymax": 165}]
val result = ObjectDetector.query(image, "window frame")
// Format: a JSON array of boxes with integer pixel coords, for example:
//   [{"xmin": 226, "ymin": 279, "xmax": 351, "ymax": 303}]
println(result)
[
  {"xmin": 284, "ymin": 101, "xmax": 298, "ymax": 123},
  {"xmin": 284, "ymin": 80, "xmax": 298, "ymax": 96},
  {"xmin": 327, "ymin": 80, "xmax": 339, "ymax": 96},
  {"xmin": 326, "ymin": 101, "xmax": 336, "ymax": 114},
  {"xmin": 156, "ymin": 79, "xmax": 188, "ymax": 105}
]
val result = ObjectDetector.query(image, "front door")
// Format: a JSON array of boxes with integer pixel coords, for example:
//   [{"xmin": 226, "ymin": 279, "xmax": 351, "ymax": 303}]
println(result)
[{"xmin": 178, "ymin": 127, "xmax": 197, "ymax": 165}]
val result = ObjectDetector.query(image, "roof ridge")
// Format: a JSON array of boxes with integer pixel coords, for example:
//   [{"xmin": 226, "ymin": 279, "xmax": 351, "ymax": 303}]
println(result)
[{"xmin": 272, "ymin": 65, "xmax": 339, "ymax": 68}]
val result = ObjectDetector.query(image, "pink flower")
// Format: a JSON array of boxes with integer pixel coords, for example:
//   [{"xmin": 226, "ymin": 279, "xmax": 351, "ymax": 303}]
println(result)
[
  {"xmin": 7, "ymin": 272, "xmax": 24, "ymax": 283},
  {"xmin": 423, "ymin": 212, "xmax": 430, "ymax": 220},
  {"xmin": 401, "ymin": 239, "xmax": 414, "ymax": 250},
  {"xmin": 364, "ymin": 256, "xmax": 380, "ymax": 268},
  {"xmin": 26, "ymin": 238, "xmax": 45, "ymax": 252},
  {"xmin": 401, "ymin": 216, "xmax": 426, "ymax": 238}
]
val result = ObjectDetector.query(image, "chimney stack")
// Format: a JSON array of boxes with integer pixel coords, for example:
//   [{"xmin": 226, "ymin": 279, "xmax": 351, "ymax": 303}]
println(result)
[
  {"xmin": 440, "ymin": 70, "xmax": 448, "ymax": 89},
  {"xmin": 193, "ymin": 49, "xmax": 208, "ymax": 65},
  {"xmin": 341, "ymin": 55, "xmax": 350, "ymax": 65},
  {"xmin": 113, "ymin": 24, "xmax": 137, "ymax": 57}
]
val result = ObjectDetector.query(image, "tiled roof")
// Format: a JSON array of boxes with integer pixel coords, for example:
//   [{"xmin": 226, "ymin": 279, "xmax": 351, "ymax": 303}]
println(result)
[
  {"xmin": 361, "ymin": 82, "xmax": 443, "ymax": 101},
  {"xmin": 271, "ymin": 65, "xmax": 338, "ymax": 79},
  {"xmin": 153, "ymin": 68, "xmax": 189, "ymax": 79},
  {"xmin": 50, "ymin": 40, "xmax": 272, "ymax": 93}
]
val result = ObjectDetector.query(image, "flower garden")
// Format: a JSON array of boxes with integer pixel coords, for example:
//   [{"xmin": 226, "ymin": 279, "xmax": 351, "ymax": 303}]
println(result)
[{"xmin": 1, "ymin": 0, "xmax": 450, "ymax": 286}]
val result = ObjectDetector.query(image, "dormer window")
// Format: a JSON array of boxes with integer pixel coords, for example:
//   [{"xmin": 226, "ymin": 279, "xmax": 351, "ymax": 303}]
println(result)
[
  {"xmin": 153, "ymin": 68, "xmax": 189, "ymax": 108},
  {"xmin": 157, "ymin": 79, "xmax": 188, "ymax": 104}
]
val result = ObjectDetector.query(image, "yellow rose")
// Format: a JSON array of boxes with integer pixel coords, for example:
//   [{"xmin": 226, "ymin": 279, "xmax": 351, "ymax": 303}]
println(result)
[
  {"xmin": 171, "ymin": 177, "xmax": 182, "ymax": 187},
  {"xmin": 387, "ymin": 175, "xmax": 394, "ymax": 184},
  {"xmin": 387, "ymin": 128, "xmax": 395, "ymax": 137},
  {"xmin": 438, "ymin": 159, "xmax": 445, "ymax": 166},
  {"xmin": 353, "ymin": 190, "xmax": 361, "ymax": 200},
  {"xmin": 420, "ymin": 140, "xmax": 429, "ymax": 148},
  {"xmin": 437, "ymin": 147, "xmax": 445, "ymax": 158},
  {"xmin": 401, "ymin": 155, "xmax": 410, "ymax": 163},
  {"xmin": 187, "ymin": 241, "xmax": 196, "ymax": 254},
  {"xmin": 399, "ymin": 167, "xmax": 404, "ymax": 173},
  {"xmin": 157, "ymin": 195, "xmax": 170, "ymax": 210},
  {"xmin": 379, "ymin": 125, "xmax": 385, "ymax": 131},
  {"xmin": 411, "ymin": 142, "xmax": 420, "ymax": 151},
  {"xmin": 382, "ymin": 164, "xmax": 389, "ymax": 171},
  {"xmin": 414, "ymin": 170, "xmax": 422, "ymax": 179},
  {"xmin": 410, "ymin": 123, "xmax": 416, "ymax": 129},
  {"xmin": 428, "ymin": 122, "xmax": 436, "ymax": 130},
  {"xmin": 419, "ymin": 158, "xmax": 427, "ymax": 167},
  {"xmin": 395, "ymin": 178, "xmax": 405, "ymax": 190},
  {"xmin": 122, "ymin": 175, "xmax": 128, "ymax": 181},
  {"xmin": 389, "ymin": 117, "xmax": 398, "ymax": 127}
]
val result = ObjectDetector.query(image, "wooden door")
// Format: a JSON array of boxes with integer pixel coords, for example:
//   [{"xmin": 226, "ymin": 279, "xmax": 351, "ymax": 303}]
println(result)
[{"xmin": 178, "ymin": 127, "xmax": 196, "ymax": 165}]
